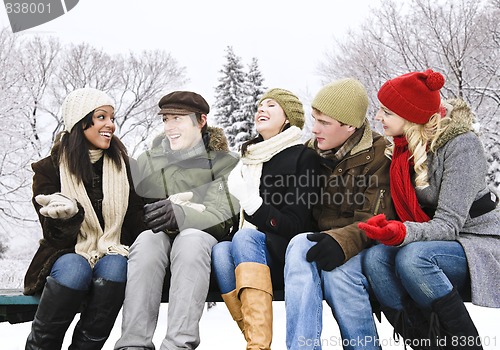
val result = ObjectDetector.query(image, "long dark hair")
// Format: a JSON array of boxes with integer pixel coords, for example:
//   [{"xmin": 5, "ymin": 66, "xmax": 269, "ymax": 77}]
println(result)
[{"xmin": 57, "ymin": 111, "xmax": 128, "ymax": 184}]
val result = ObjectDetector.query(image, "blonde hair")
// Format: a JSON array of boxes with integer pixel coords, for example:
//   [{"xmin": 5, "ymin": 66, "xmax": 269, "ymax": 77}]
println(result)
[{"xmin": 386, "ymin": 112, "xmax": 451, "ymax": 188}]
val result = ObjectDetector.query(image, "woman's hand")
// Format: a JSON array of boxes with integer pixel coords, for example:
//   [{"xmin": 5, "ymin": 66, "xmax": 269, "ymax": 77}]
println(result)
[
  {"xmin": 35, "ymin": 193, "xmax": 78, "ymax": 219},
  {"xmin": 227, "ymin": 163, "xmax": 263, "ymax": 215},
  {"xmin": 358, "ymin": 214, "xmax": 406, "ymax": 246}
]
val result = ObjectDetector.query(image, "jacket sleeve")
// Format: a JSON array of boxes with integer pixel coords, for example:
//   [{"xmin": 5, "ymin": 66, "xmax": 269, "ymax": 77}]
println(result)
[
  {"xmin": 246, "ymin": 148, "xmax": 323, "ymax": 239},
  {"xmin": 178, "ymin": 155, "xmax": 240, "ymax": 240},
  {"xmin": 324, "ymin": 150, "xmax": 395, "ymax": 262},
  {"xmin": 402, "ymin": 133, "xmax": 487, "ymax": 244},
  {"xmin": 120, "ymin": 157, "xmax": 148, "ymax": 246},
  {"xmin": 31, "ymin": 158, "xmax": 84, "ymax": 246}
]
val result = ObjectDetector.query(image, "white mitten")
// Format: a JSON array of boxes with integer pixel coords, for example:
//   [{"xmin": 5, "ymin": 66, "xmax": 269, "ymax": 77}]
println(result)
[
  {"xmin": 227, "ymin": 163, "xmax": 263, "ymax": 215},
  {"xmin": 227, "ymin": 163, "xmax": 249, "ymax": 201},
  {"xmin": 169, "ymin": 192, "xmax": 193, "ymax": 203},
  {"xmin": 239, "ymin": 193, "xmax": 263, "ymax": 216},
  {"xmin": 168, "ymin": 191, "xmax": 206, "ymax": 213},
  {"xmin": 35, "ymin": 193, "xmax": 78, "ymax": 219}
]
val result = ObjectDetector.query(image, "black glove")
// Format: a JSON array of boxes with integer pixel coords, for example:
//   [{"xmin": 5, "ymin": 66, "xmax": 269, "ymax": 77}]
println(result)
[
  {"xmin": 144, "ymin": 199, "xmax": 184, "ymax": 233},
  {"xmin": 306, "ymin": 232, "xmax": 345, "ymax": 271}
]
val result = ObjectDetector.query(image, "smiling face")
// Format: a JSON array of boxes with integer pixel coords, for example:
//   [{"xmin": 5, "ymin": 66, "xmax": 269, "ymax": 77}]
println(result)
[
  {"xmin": 255, "ymin": 98, "xmax": 288, "ymax": 140},
  {"xmin": 83, "ymin": 105, "xmax": 115, "ymax": 150},
  {"xmin": 375, "ymin": 105, "xmax": 407, "ymax": 137},
  {"xmin": 311, "ymin": 109, "xmax": 356, "ymax": 150},
  {"xmin": 163, "ymin": 113, "xmax": 206, "ymax": 150}
]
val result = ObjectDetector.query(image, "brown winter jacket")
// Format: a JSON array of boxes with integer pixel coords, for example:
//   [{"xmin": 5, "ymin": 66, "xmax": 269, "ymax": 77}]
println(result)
[
  {"xmin": 311, "ymin": 124, "xmax": 396, "ymax": 262},
  {"xmin": 23, "ymin": 143, "xmax": 146, "ymax": 295}
]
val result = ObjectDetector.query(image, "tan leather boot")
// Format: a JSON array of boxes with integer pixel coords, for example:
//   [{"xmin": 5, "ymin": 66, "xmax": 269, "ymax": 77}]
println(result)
[
  {"xmin": 236, "ymin": 262, "xmax": 273, "ymax": 350},
  {"xmin": 221, "ymin": 289, "xmax": 248, "ymax": 341}
]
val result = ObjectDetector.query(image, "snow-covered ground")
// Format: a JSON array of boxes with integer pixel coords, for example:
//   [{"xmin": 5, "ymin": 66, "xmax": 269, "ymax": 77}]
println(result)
[
  {"xmin": 1, "ymin": 301, "xmax": 498, "ymax": 350},
  {"xmin": 1, "ymin": 257, "xmax": 498, "ymax": 349}
]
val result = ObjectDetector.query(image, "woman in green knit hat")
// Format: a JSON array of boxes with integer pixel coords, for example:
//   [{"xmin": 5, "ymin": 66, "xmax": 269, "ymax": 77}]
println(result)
[{"xmin": 212, "ymin": 88, "xmax": 323, "ymax": 349}]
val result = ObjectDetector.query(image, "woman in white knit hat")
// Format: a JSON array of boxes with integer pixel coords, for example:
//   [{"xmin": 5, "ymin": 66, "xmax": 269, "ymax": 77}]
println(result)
[
  {"xmin": 24, "ymin": 88, "xmax": 147, "ymax": 350},
  {"xmin": 211, "ymin": 88, "xmax": 323, "ymax": 350}
]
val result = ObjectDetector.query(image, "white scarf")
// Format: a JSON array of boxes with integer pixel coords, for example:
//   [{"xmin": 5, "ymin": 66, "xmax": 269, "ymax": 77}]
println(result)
[
  {"xmin": 238, "ymin": 126, "xmax": 303, "ymax": 229},
  {"xmin": 59, "ymin": 151, "xmax": 130, "ymax": 267}
]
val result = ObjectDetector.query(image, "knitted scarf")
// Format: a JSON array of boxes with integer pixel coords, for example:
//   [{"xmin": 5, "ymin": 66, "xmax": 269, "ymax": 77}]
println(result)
[
  {"xmin": 60, "ymin": 150, "xmax": 130, "ymax": 267},
  {"xmin": 390, "ymin": 136, "xmax": 430, "ymax": 223},
  {"xmin": 238, "ymin": 125, "xmax": 303, "ymax": 229}
]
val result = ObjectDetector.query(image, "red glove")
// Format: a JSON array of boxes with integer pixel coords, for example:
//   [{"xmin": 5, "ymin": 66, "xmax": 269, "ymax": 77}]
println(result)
[{"xmin": 358, "ymin": 214, "xmax": 406, "ymax": 246}]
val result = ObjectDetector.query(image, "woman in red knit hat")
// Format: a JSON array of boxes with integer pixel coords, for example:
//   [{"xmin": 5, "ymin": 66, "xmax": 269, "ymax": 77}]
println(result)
[{"xmin": 359, "ymin": 69, "xmax": 499, "ymax": 349}]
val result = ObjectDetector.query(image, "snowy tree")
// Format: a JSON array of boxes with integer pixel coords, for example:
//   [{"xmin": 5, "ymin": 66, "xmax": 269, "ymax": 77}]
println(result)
[
  {"xmin": 0, "ymin": 30, "xmax": 51, "ymax": 260},
  {"xmin": 317, "ymin": 0, "xmax": 500, "ymax": 190},
  {"xmin": 0, "ymin": 242, "xmax": 6, "ymax": 259},
  {"xmin": 234, "ymin": 57, "xmax": 267, "ymax": 148},
  {"xmin": 0, "ymin": 28, "xmax": 186, "ymax": 265},
  {"xmin": 47, "ymin": 44, "xmax": 187, "ymax": 156},
  {"xmin": 213, "ymin": 46, "xmax": 246, "ymax": 149}
]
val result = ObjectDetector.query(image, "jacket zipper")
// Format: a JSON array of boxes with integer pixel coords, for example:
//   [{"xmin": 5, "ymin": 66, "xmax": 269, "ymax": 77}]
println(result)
[{"xmin": 373, "ymin": 189, "xmax": 386, "ymax": 215}]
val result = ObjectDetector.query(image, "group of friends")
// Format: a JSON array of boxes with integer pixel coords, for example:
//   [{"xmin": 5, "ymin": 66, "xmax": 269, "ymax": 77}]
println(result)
[{"xmin": 22, "ymin": 68, "xmax": 500, "ymax": 350}]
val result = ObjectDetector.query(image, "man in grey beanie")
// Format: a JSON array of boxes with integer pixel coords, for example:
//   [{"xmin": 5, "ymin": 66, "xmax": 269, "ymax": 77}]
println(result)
[{"xmin": 284, "ymin": 78, "xmax": 396, "ymax": 350}]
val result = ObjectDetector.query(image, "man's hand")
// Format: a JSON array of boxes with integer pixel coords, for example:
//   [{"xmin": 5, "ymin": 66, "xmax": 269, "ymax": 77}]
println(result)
[
  {"xmin": 306, "ymin": 232, "xmax": 345, "ymax": 271},
  {"xmin": 35, "ymin": 193, "xmax": 78, "ymax": 219},
  {"xmin": 144, "ymin": 199, "xmax": 184, "ymax": 233},
  {"xmin": 358, "ymin": 214, "xmax": 406, "ymax": 246}
]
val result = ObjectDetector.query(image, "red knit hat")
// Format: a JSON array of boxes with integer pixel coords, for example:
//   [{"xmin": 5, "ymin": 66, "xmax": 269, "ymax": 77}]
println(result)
[{"xmin": 377, "ymin": 69, "xmax": 445, "ymax": 124}]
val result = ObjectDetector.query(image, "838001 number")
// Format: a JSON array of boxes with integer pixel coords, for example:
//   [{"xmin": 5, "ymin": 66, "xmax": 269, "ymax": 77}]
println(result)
[{"xmin": 5, "ymin": 2, "xmax": 52, "ymax": 14}]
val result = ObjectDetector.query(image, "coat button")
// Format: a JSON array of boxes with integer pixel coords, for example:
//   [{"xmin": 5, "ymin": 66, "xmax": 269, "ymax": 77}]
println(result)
[
  {"xmin": 366, "ymin": 155, "xmax": 371, "ymax": 160},
  {"xmin": 270, "ymin": 218, "xmax": 277, "ymax": 227},
  {"xmin": 338, "ymin": 168, "xmax": 343, "ymax": 173}
]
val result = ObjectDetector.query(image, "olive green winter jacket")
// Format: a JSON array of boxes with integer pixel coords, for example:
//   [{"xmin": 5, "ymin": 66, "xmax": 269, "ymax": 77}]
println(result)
[{"xmin": 132, "ymin": 126, "xmax": 239, "ymax": 241}]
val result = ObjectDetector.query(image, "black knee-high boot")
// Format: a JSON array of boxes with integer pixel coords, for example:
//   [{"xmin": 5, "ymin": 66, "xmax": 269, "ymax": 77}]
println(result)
[
  {"xmin": 25, "ymin": 276, "xmax": 86, "ymax": 350},
  {"xmin": 69, "ymin": 277, "xmax": 126, "ymax": 350},
  {"xmin": 430, "ymin": 288, "xmax": 482, "ymax": 350},
  {"xmin": 383, "ymin": 300, "xmax": 432, "ymax": 350}
]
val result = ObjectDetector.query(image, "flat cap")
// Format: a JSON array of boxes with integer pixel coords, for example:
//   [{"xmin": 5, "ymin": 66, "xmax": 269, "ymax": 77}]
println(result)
[{"xmin": 158, "ymin": 91, "xmax": 210, "ymax": 115}]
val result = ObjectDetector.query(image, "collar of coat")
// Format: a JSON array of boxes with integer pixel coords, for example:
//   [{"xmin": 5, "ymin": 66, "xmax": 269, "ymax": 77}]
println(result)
[
  {"xmin": 149, "ymin": 126, "xmax": 230, "ymax": 155},
  {"xmin": 432, "ymin": 98, "xmax": 476, "ymax": 151}
]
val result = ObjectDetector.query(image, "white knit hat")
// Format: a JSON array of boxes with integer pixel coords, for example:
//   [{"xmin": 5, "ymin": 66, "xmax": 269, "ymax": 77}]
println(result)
[{"xmin": 61, "ymin": 88, "xmax": 115, "ymax": 132}]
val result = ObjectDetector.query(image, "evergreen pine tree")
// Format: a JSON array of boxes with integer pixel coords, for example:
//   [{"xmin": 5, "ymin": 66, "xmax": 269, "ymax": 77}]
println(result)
[
  {"xmin": 234, "ymin": 57, "xmax": 267, "ymax": 148},
  {"xmin": 213, "ymin": 46, "xmax": 246, "ymax": 149}
]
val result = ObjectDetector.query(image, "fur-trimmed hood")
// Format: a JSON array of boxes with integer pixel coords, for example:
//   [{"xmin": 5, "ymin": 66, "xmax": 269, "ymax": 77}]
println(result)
[
  {"xmin": 150, "ymin": 126, "xmax": 230, "ymax": 152},
  {"xmin": 433, "ymin": 98, "xmax": 476, "ymax": 150}
]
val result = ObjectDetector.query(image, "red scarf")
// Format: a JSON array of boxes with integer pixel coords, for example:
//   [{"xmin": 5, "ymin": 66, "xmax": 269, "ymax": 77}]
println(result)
[{"xmin": 390, "ymin": 136, "xmax": 430, "ymax": 223}]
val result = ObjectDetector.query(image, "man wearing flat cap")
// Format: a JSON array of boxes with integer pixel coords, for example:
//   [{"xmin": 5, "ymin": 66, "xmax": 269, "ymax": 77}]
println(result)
[{"xmin": 115, "ymin": 91, "xmax": 239, "ymax": 350}]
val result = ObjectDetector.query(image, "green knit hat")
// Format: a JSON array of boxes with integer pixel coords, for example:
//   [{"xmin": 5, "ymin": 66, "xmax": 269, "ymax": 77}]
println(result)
[
  {"xmin": 259, "ymin": 88, "xmax": 305, "ymax": 129},
  {"xmin": 311, "ymin": 78, "xmax": 368, "ymax": 128}
]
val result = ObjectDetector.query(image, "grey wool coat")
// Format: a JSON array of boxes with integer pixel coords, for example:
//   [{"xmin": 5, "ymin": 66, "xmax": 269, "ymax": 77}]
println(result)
[{"xmin": 401, "ymin": 100, "xmax": 500, "ymax": 307}]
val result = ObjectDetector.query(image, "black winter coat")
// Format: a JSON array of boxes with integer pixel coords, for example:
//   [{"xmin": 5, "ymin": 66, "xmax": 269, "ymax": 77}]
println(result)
[{"xmin": 243, "ymin": 144, "xmax": 323, "ymax": 267}]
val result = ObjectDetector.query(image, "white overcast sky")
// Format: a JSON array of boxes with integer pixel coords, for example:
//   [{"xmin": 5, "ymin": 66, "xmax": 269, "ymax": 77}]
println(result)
[{"xmin": 1, "ymin": 0, "xmax": 376, "ymax": 107}]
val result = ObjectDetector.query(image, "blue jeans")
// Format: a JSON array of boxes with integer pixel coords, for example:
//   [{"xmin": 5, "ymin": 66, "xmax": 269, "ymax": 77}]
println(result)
[
  {"xmin": 115, "ymin": 229, "xmax": 217, "ymax": 350},
  {"xmin": 363, "ymin": 241, "xmax": 468, "ymax": 310},
  {"xmin": 212, "ymin": 228, "xmax": 273, "ymax": 294},
  {"xmin": 285, "ymin": 233, "xmax": 380, "ymax": 350},
  {"xmin": 50, "ymin": 253, "xmax": 128, "ymax": 291}
]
